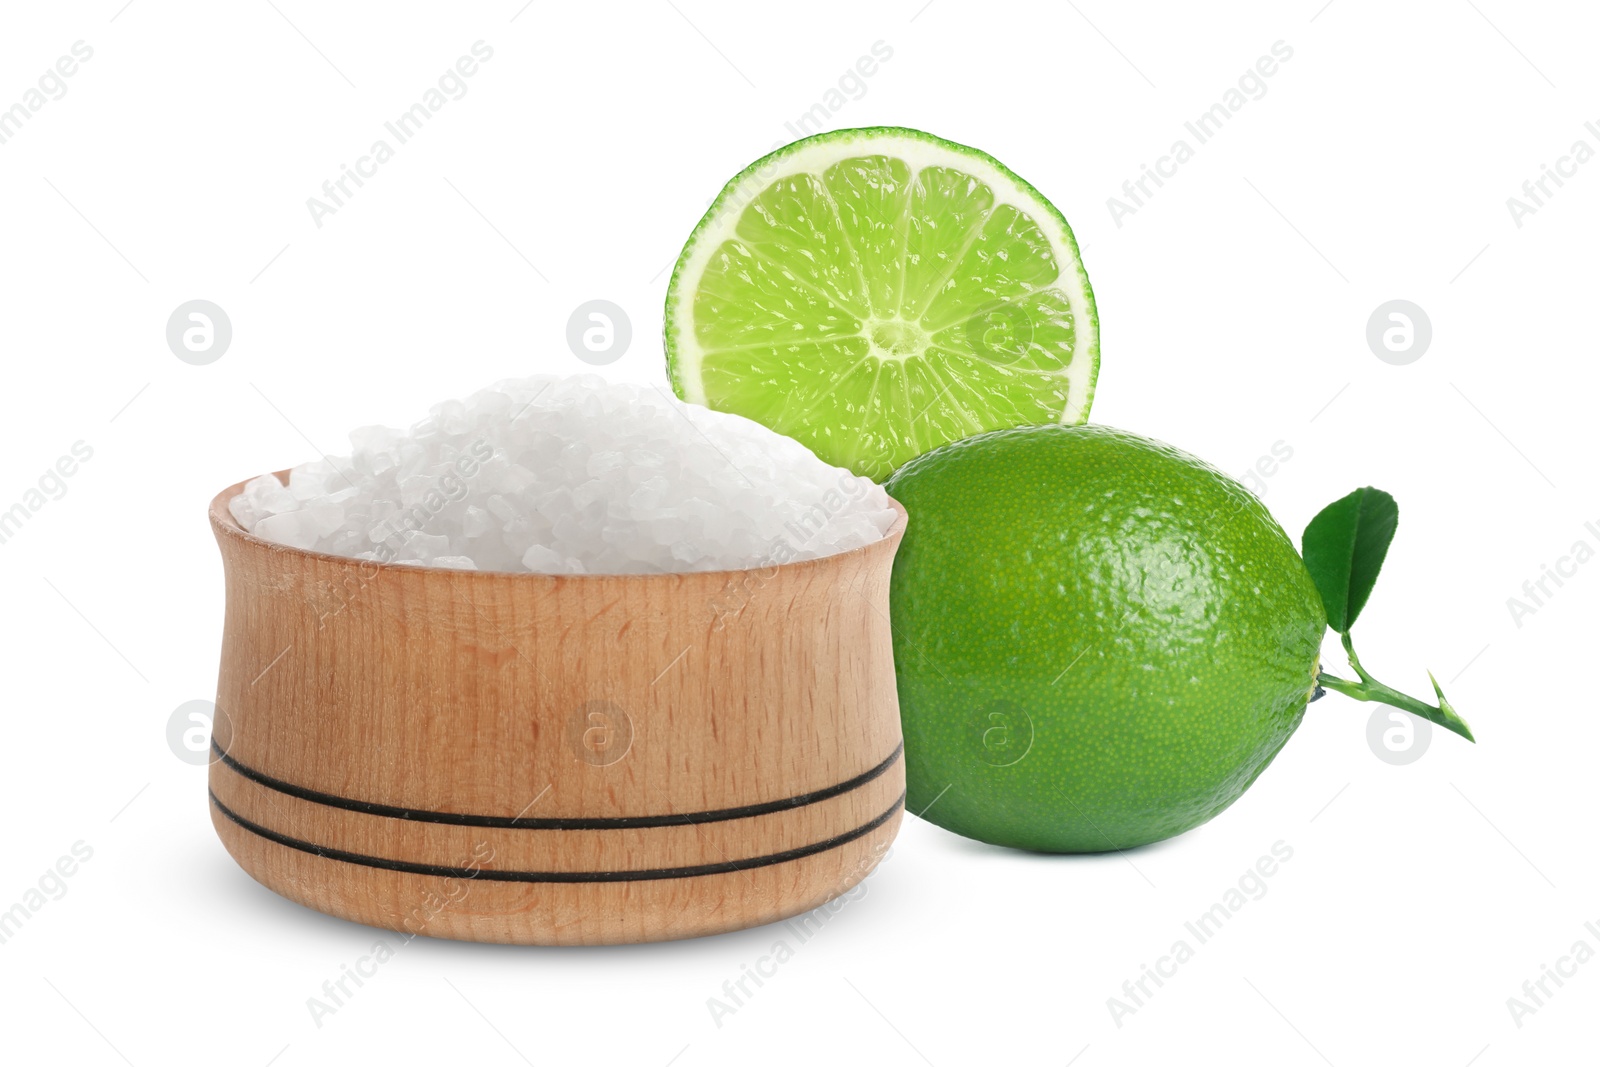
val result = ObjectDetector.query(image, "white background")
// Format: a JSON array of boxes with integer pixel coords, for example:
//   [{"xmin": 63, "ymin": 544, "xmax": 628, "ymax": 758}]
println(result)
[{"xmin": 0, "ymin": 1, "xmax": 1594, "ymax": 1064}]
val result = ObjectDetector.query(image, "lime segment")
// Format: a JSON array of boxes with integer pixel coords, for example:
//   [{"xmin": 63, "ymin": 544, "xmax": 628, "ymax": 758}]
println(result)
[{"xmin": 667, "ymin": 127, "xmax": 1098, "ymax": 481}]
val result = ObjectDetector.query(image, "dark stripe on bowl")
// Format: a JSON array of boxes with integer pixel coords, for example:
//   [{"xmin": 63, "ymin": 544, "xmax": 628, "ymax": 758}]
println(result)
[
  {"xmin": 209, "ymin": 790, "xmax": 903, "ymax": 883},
  {"xmin": 212, "ymin": 738, "xmax": 903, "ymax": 829}
]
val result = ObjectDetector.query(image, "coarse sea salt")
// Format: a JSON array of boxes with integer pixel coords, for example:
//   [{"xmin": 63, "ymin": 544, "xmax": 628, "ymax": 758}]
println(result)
[{"xmin": 229, "ymin": 376, "xmax": 897, "ymax": 574}]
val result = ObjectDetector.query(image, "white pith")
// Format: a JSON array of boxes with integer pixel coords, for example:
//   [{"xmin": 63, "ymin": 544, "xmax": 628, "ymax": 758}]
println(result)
[{"xmin": 668, "ymin": 131, "xmax": 1098, "ymax": 426}]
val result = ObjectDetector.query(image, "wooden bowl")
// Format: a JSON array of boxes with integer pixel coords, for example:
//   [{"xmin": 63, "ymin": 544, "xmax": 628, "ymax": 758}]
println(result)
[{"xmin": 206, "ymin": 474, "xmax": 907, "ymax": 945}]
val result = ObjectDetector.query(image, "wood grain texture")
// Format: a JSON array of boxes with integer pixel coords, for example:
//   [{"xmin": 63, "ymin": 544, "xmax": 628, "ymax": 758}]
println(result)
[{"xmin": 207, "ymin": 474, "xmax": 907, "ymax": 945}]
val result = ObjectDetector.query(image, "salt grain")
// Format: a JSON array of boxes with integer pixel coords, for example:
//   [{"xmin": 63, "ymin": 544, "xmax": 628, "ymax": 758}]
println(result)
[{"xmin": 231, "ymin": 376, "xmax": 896, "ymax": 574}]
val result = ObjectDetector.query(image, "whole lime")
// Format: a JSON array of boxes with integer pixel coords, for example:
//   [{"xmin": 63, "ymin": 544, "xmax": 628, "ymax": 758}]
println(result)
[{"xmin": 884, "ymin": 425, "xmax": 1326, "ymax": 852}]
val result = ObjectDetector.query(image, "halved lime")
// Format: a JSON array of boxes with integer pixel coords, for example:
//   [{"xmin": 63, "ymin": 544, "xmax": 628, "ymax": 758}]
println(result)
[{"xmin": 665, "ymin": 127, "xmax": 1099, "ymax": 481}]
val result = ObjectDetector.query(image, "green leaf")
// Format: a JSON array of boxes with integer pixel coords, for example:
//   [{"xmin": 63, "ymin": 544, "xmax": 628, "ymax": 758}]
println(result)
[{"xmin": 1301, "ymin": 487, "xmax": 1399, "ymax": 633}]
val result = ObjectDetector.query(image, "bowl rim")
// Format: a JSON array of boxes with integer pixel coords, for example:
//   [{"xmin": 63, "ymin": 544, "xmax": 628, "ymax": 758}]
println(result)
[{"xmin": 209, "ymin": 470, "xmax": 907, "ymax": 582}]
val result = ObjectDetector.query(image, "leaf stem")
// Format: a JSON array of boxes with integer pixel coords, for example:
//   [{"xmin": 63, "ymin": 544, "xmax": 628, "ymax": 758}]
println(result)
[{"xmin": 1318, "ymin": 632, "xmax": 1476, "ymax": 742}]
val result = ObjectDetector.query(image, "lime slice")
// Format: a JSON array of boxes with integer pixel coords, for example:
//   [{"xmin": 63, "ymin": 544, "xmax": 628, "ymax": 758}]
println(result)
[{"xmin": 665, "ymin": 126, "xmax": 1099, "ymax": 482}]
